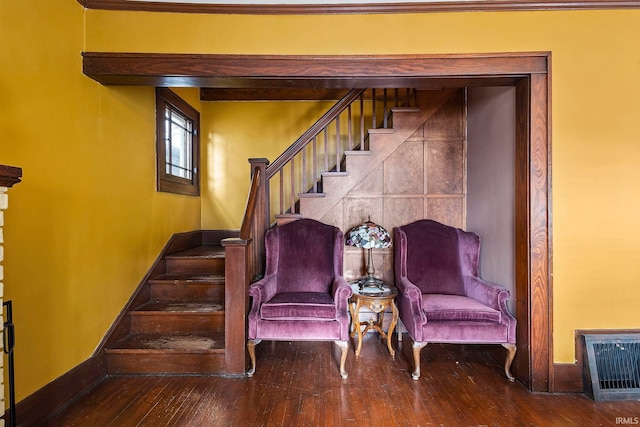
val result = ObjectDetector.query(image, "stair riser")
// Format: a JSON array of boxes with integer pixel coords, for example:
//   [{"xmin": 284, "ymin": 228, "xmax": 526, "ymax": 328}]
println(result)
[
  {"xmin": 165, "ymin": 258, "xmax": 225, "ymax": 275},
  {"xmin": 319, "ymin": 176, "xmax": 345, "ymax": 192},
  {"xmin": 344, "ymin": 155, "xmax": 370, "ymax": 171},
  {"xmin": 150, "ymin": 283, "xmax": 225, "ymax": 302},
  {"xmin": 368, "ymin": 135, "xmax": 401, "ymax": 156},
  {"xmin": 106, "ymin": 353, "xmax": 226, "ymax": 374},
  {"xmin": 130, "ymin": 314, "xmax": 224, "ymax": 334}
]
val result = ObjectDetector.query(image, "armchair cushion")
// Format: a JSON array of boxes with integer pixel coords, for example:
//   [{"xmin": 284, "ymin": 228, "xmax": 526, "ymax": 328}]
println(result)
[
  {"xmin": 423, "ymin": 294, "xmax": 502, "ymax": 323},
  {"xmin": 270, "ymin": 218, "xmax": 339, "ymax": 294},
  {"xmin": 260, "ymin": 292, "xmax": 336, "ymax": 320},
  {"xmin": 404, "ymin": 221, "xmax": 466, "ymax": 295}
]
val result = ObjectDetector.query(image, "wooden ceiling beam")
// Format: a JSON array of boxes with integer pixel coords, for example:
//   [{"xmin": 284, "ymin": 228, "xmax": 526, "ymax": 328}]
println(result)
[
  {"xmin": 82, "ymin": 52, "xmax": 545, "ymax": 91},
  {"xmin": 200, "ymin": 88, "xmax": 350, "ymax": 101},
  {"xmin": 199, "ymin": 77, "xmax": 522, "ymax": 101}
]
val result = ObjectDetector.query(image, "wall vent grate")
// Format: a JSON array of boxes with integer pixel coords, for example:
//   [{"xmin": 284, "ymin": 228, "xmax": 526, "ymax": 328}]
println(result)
[{"xmin": 582, "ymin": 333, "xmax": 640, "ymax": 401}]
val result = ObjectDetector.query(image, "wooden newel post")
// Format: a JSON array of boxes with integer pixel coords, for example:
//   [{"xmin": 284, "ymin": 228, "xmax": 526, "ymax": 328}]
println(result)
[{"xmin": 221, "ymin": 237, "xmax": 251, "ymax": 375}]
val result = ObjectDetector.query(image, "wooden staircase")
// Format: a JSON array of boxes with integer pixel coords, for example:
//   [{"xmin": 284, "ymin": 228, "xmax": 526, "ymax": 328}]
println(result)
[
  {"xmin": 103, "ymin": 231, "xmax": 237, "ymax": 374},
  {"xmin": 299, "ymin": 89, "xmax": 457, "ymax": 220}
]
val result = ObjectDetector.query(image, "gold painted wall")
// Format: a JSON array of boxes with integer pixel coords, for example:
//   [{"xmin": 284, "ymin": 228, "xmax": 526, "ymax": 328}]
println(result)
[
  {"xmin": 0, "ymin": 2, "xmax": 202, "ymax": 402},
  {"xmin": 200, "ymin": 100, "xmax": 334, "ymax": 229},
  {"xmin": 2, "ymin": 0, "xmax": 640, "ymax": 404},
  {"xmin": 84, "ymin": 7, "xmax": 640, "ymax": 365}
]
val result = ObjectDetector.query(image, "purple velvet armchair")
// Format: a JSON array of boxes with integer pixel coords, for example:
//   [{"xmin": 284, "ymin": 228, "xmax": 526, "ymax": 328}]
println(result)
[
  {"xmin": 247, "ymin": 218, "xmax": 353, "ymax": 379},
  {"xmin": 394, "ymin": 219, "xmax": 517, "ymax": 381}
]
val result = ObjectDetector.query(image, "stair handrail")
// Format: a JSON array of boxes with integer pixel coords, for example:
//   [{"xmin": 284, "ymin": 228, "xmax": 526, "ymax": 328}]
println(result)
[
  {"xmin": 240, "ymin": 165, "xmax": 262, "ymax": 240},
  {"xmin": 266, "ymin": 88, "xmax": 366, "ymax": 179},
  {"xmin": 239, "ymin": 160, "xmax": 269, "ymax": 282}
]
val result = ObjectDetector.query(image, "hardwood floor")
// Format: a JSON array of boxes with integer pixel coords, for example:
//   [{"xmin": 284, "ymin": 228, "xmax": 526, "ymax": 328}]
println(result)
[{"xmin": 42, "ymin": 335, "xmax": 639, "ymax": 426}]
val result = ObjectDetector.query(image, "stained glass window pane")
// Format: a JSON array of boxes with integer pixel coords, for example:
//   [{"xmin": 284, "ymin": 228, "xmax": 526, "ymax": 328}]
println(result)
[{"xmin": 165, "ymin": 106, "xmax": 193, "ymax": 180}]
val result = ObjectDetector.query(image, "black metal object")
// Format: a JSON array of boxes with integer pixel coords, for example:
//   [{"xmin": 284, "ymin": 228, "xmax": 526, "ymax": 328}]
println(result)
[
  {"xmin": 582, "ymin": 333, "xmax": 640, "ymax": 401},
  {"xmin": 3, "ymin": 301, "xmax": 16, "ymax": 427}
]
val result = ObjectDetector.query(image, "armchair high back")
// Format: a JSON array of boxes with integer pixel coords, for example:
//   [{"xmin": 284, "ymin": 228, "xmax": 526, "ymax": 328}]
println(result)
[
  {"xmin": 247, "ymin": 218, "xmax": 353, "ymax": 379},
  {"xmin": 394, "ymin": 219, "xmax": 517, "ymax": 381}
]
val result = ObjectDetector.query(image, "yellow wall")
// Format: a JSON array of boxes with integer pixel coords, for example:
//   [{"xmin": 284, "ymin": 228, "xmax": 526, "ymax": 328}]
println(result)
[
  {"xmin": 85, "ymin": 7, "xmax": 640, "ymax": 365},
  {"xmin": 201, "ymin": 101, "xmax": 334, "ymax": 229},
  {"xmin": 0, "ymin": 2, "xmax": 201, "ymax": 402},
  {"xmin": 2, "ymin": 0, "xmax": 640, "ymax": 404}
]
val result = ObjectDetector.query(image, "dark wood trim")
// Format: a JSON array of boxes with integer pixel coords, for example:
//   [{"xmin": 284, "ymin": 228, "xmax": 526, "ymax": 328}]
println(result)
[
  {"xmin": 514, "ymin": 76, "xmax": 532, "ymax": 389},
  {"xmin": 200, "ymin": 80, "xmax": 522, "ymax": 101},
  {"xmin": 82, "ymin": 52, "xmax": 548, "ymax": 87},
  {"xmin": 529, "ymin": 71, "xmax": 552, "ymax": 392},
  {"xmin": 553, "ymin": 363, "xmax": 582, "ymax": 392},
  {"xmin": 512, "ymin": 68, "xmax": 553, "ymax": 393},
  {"xmin": 156, "ymin": 87, "xmax": 201, "ymax": 196},
  {"xmin": 240, "ymin": 169, "xmax": 262, "ymax": 241},
  {"xmin": 201, "ymin": 88, "xmax": 350, "ymax": 102},
  {"xmin": 221, "ymin": 238, "xmax": 251, "ymax": 375},
  {"xmin": 11, "ymin": 355, "xmax": 105, "ymax": 426},
  {"xmin": 77, "ymin": 0, "xmax": 640, "ymax": 14},
  {"xmin": 0, "ymin": 165, "xmax": 22, "ymax": 188},
  {"xmin": 546, "ymin": 54, "xmax": 555, "ymax": 391}
]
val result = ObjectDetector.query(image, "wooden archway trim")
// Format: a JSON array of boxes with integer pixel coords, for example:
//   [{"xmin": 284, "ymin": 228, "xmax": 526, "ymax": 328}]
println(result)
[{"xmin": 82, "ymin": 51, "xmax": 552, "ymax": 391}]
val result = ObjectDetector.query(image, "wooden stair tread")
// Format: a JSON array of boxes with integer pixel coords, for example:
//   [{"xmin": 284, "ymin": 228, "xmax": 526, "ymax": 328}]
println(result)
[
  {"xmin": 108, "ymin": 332, "xmax": 225, "ymax": 352},
  {"xmin": 149, "ymin": 273, "xmax": 225, "ymax": 283},
  {"xmin": 391, "ymin": 106, "xmax": 420, "ymax": 113},
  {"xmin": 133, "ymin": 301, "xmax": 224, "ymax": 313},
  {"xmin": 367, "ymin": 128, "xmax": 396, "ymax": 134},
  {"xmin": 298, "ymin": 192, "xmax": 326, "ymax": 198},
  {"xmin": 167, "ymin": 245, "xmax": 225, "ymax": 259}
]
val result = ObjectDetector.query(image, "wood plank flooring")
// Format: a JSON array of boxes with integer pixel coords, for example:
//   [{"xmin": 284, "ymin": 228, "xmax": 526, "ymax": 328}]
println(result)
[{"xmin": 42, "ymin": 334, "xmax": 639, "ymax": 426}]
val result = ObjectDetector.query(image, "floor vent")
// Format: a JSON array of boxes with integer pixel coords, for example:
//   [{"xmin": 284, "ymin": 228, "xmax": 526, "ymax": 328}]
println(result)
[{"xmin": 582, "ymin": 333, "xmax": 640, "ymax": 401}]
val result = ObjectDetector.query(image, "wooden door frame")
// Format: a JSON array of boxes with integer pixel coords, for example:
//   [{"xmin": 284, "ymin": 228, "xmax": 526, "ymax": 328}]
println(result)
[
  {"xmin": 83, "ymin": 51, "xmax": 553, "ymax": 391},
  {"xmin": 515, "ymin": 71, "xmax": 551, "ymax": 392}
]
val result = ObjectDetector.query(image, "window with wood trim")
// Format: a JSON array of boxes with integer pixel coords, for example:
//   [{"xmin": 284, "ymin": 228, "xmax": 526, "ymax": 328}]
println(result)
[{"xmin": 156, "ymin": 88, "xmax": 200, "ymax": 196}]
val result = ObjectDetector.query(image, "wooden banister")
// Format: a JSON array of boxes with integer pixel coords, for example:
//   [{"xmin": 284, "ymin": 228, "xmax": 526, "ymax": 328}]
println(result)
[
  {"xmin": 240, "ymin": 167, "xmax": 261, "ymax": 240},
  {"xmin": 265, "ymin": 88, "xmax": 415, "ymax": 219},
  {"xmin": 222, "ymin": 159, "xmax": 268, "ymax": 375},
  {"xmin": 266, "ymin": 88, "xmax": 366, "ymax": 179}
]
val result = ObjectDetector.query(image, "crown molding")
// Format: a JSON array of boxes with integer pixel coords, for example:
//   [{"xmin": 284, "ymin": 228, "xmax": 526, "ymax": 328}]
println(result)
[{"xmin": 77, "ymin": 0, "xmax": 640, "ymax": 14}]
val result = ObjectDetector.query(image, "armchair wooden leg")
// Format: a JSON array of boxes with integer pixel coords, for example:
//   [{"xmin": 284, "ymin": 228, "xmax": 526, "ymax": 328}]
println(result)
[
  {"xmin": 501, "ymin": 343, "xmax": 517, "ymax": 382},
  {"xmin": 247, "ymin": 339, "xmax": 261, "ymax": 377},
  {"xmin": 411, "ymin": 341, "xmax": 428, "ymax": 380},
  {"xmin": 335, "ymin": 341, "xmax": 349, "ymax": 380}
]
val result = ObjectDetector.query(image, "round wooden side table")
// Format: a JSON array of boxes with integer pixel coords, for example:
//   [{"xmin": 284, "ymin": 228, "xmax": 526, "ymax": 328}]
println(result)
[{"xmin": 349, "ymin": 281, "xmax": 398, "ymax": 358}]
